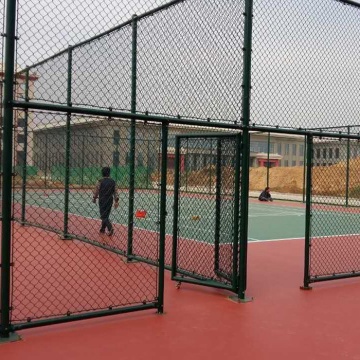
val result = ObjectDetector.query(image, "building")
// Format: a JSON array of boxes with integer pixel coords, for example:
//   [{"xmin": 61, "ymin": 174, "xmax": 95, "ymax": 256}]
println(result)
[
  {"xmin": 30, "ymin": 117, "xmax": 307, "ymax": 179},
  {"xmin": 0, "ymin": 65, "xmax": 38, "ymax": 167},
  {"xmin": 312, "ymin": 138, "xmax": 359, "ymax": 167}
]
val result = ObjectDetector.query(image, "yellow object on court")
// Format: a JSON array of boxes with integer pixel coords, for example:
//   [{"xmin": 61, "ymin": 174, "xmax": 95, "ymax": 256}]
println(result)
[{"xmin": 191, "ymin": 215, "xmax": 201, "ymax": 221}]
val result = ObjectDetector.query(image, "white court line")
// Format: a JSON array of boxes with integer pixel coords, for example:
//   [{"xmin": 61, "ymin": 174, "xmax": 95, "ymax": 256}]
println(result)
[
  {"xmin": 21, "ymin": 203, "xmax": 359, "ymax": 244},
  {"xmin": 249, "ymin": 212, "xmax": 304, "ymax": 218},
  {"xmin": 250, "ymin": 233, "xmax": 360, "ymax": 243}
]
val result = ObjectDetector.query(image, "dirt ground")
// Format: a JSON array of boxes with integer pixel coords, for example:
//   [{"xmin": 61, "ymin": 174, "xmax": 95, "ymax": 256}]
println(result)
[
  {"xmin": 250, "ymin": 158, "xmax": 360, "ymax": 197},
  {"xmin": 14, "ymin": 157, "xmax": 360, "ymax": 197},
  {"xmin": 161, "ymin": 157, "xmax": 360, "ymax": 197}
]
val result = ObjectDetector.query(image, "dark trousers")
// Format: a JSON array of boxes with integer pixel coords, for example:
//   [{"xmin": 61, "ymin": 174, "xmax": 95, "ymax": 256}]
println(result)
[{"xmin": 99, "ymin": 199, "xmax": 113, "ymax": 231}]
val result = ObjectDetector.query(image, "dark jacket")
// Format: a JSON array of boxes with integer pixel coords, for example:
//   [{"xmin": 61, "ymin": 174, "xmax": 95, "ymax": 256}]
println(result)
[{"xmin": 258, "ymin": 190, "xmax": 272, "ymax": 201}]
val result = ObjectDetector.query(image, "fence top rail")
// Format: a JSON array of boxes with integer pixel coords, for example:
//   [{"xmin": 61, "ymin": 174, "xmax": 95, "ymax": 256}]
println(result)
[
  {"xmin": 12, "ymin": 100, "xmax": 242, "ymax": 130},
  {"xmin": 13, "ymin": 100, "xmax": 360, "ymax": 140},
  {"xmin": 249, "ymin": 126, "xmax": 360, "ymax": 140},
  {"xmin": 337, "ymin": 0, "xmax": 360, "ymax": 9},
  {"xmin": 175, "ymin": 132, "xmax": 240, "ymax": 139}
]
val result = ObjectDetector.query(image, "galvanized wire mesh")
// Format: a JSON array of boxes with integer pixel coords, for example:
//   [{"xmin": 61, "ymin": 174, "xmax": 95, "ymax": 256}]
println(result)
[
  {"xmin": 3, "ymin": 0, "xmax": 360, "ymax": 335},
  {"xmin": 173, "ymin": 135, "xmax": 239, "ymax": 287},
  {"xmin": 10, "ymin": 111, "xmax": 162, "ymax": 324},
  {"xmin": 11, "ymin": 220, "xmax": 159, "ymax": 323},
  {"xmin": 16, "ymin": 0, "xmax": 174, "ymax": 67},
  {"xmin": 15, "ymin": 0, "xmax": 245, "ymax": 122},
  {"xmin": 251, "ymin": 0, "xmax": 360, "ymax": 130},
  {"xmin": 249, "ymin": 131, "xmax": 306, "ymax": 202},
  {"xmin": 310, "ymin": 136, "xmax": 360, "ymax": 280}
]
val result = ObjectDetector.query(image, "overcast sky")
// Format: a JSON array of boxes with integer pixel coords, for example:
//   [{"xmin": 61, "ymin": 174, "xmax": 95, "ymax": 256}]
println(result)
[{"xmin": 3, "ymin": 0, "xmax": 360, "ymax": 130}]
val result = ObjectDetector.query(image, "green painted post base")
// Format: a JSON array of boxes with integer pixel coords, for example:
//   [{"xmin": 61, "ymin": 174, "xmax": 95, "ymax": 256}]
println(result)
[
  {"xmin": 0, "ymin": 332, "xmax": 21, "ymax": 344},
  {"xmin": 125, "ymin": 256, "xmax": 139, "ymax": 264},
  {"xmin": 300, "ymin": 285, "xmax": 312, "ymax": 290},
  {"xmin": 228, "ymin": 295, "xmax": 254, "ymax": 303},
  {"xmin": 60, "ymin": 234, "xmax": 73, "ymax": 240}
]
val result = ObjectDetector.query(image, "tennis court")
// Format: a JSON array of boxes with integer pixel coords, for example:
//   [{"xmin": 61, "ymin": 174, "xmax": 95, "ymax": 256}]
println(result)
[{"xmin": 12, "ymin": 189, "xmax": 360, "ymax": 243}]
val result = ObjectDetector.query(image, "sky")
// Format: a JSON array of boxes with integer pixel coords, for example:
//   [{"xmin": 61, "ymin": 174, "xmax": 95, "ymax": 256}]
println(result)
[{"xmin": 2, "ymin": 0, "xmax": 360, "ymax": 130}]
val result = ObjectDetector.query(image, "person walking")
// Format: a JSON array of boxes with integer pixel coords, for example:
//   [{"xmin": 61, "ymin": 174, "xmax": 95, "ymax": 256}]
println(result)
[{"xmin": 93, "ymin": 167, "xmax": 119, "ymax": 235}]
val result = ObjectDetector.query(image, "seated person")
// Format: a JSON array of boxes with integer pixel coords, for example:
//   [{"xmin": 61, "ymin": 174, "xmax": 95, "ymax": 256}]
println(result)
[{"xmin": 258, "ymin": 187, "xmax": 273, "ymax": 202}]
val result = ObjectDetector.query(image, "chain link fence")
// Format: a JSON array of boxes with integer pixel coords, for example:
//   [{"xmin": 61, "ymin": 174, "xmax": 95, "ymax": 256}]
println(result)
[
  {"xmin": 10, "ymin": 111, "xmax": 164, "ymax": 327},
  {"xmin": 251, "ymin": 0, "xmax": 360, "ymax": 130},
  {"xmin": 306, "ymin": 136, "xmax": 360, "ymax": 283},
  {"xmin": 2, "ymin": 0, "xmax": 360, "ymax": 339},
  {"xmin": 172, "ymin": 134, "xmax": 241, "ymax": 291}
]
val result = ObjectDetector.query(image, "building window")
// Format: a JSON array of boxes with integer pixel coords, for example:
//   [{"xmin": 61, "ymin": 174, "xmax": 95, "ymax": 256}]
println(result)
[
  {"xmin": 277, "ymin": 143, "xmax": 282, "ymax": 155},
  {"xmin": 113, "ymin": 151, "xmax": 120, "ymax": 166},
  {"xmin": 329, "ymin": 148, "xmax": 333, "ymax": 159},
  {"xmin": 285, "ymin": 144, "xmax": 290, "ymax": 155},
  {"xmin": 292, "ymin": 144, "xmax": 297, "ymax": 155},
  {"xmin": 323, "ymin": 148, "xmax": 327, "ymax": 158},
  {"xmin": 316, "ymin": 149, "xmax": 321, "ymax": 159},
  {"xmin": 284, "ymin": 160, "xmax": 289, "ymax": 167},
  {"xmin": 250, "ymin": 141, "xmax": 267, "ymax": 153},
  {"xmin": 113, "ymin": 130, "xmax": 120, "ymax": 145},
  {"xmin": 17, "ymin": 151, "xmax": 25, "ymax": 165},
  {"xmin": 125, "ymin": 152, "xmax": 130, "ymax": 165},
  {"xmin": 335, "ymin": 148, "xmax": 340, "ymax": 158},
  {"xmin": 17, "ymin": 134, "xmax": 25, "ymax": 144},
  {"xmin": 292, "ymin": 160, "xmax": 296, "ymax": 167},
  {"xmin": 17, "ymin": 118, "xmax": 26, "ymax": 128},
  {"xmin": 193, "ymin": 154, "xmax": 199, "ymax": 169},
  {"xmin": 269, "ymin": 143, "xmax": 275, "ymax": 153},
  {"xmin": 299, "ymin": 145, "xmax": 304, "ymax": 156},
  {"xmin": 299, "ymin": 161, "xmax": 304, "ymax": 166},
  {"xmin": 137, "ymin": 153, "xmax": 144, "ymax": 167}
]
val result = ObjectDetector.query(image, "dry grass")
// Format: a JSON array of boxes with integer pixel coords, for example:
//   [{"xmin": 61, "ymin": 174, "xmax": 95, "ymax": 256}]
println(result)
[{"xmin": 153, "ymin": 157, "xmax": 360, "ymax": 197}]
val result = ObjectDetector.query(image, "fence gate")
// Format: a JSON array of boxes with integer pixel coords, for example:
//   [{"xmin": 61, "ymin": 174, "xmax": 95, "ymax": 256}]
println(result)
[
  {"xmin": 171, "ymin": 133, "xmax": 241, "ymax": 292},
  {"xmin": 303, "ymin": 134, "xmax": 360, "ymax": 288}
]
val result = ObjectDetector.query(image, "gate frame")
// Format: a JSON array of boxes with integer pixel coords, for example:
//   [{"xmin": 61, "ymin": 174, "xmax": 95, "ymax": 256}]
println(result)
[{"xmin": 171, "ymin": 132, "xmax": 242, "ymax": 293}]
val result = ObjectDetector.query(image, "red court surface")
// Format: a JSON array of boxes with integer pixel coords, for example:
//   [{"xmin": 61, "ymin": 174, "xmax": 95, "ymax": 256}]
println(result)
[{"xmin": 2, "ymin": 237, "xmax": 360, "ymax": 360}]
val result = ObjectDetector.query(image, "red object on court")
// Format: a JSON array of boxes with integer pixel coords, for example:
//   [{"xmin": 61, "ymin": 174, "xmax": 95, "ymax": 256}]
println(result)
[{"xmin": 135, "ymin": 209, "xmax": 147, "ymax": 218}]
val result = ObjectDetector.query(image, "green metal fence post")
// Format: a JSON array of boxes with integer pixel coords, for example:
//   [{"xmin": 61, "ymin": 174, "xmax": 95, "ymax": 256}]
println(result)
[
  {"xmin": 209, "ymin": 140, "xmax": 213, "ymax": 194},
  {"xmin": 185, "ymin": 139, "xmax": 189, "ymax": 193},
  {"xmin": 266, "ymin": 132, "xmax": 270, "ymax": 187},
  {"xmin": 171, "ymin": 136, "xmax": 181, "ymax": 279},
  {"xmin": 301, "ymin": 135, "xmax": 313, "ymax": 290},
  {"xmin": 146, "ymin": 139, "xmax": 150, "ymax": 189},
  {"xmin": 232, "ymin": 134, "xmax": 242, "ymax": 289},
  {"xmin": 237, "ymin": 0, "xmax": 254, "ymax": 301},
  {"xmin": 44, "ymin": 133, "xmax": 48, "ymax": 188},
  {"xmin": 127, "ymin": 15, "xmax": 138, "ymax": 259},
  {"xmin": 62, "ymin": 46, "xmax": 72, "ymax": 240},
  {"xmin": 345, "ymin": 126, "xmax": 350, "ymax": 207},
  {"xmin": 20, "ymin": 70, "xmax": 30, "ymax": 224},
  {"xmin": 158, "ymin": 122, "xmax": 168, "ymax": 314},
  {"xmin": 0, "ymin": 0, "xmax": 17, "ymax": 339},
  {"xmin": 81, "ymin": 135, "xmax": 85, "ymax": 188},
  {"xmin": 214, "ymin": 139, "xmax": 222, "ymax": 272},
  {"xmin": 302, "ymin": 137, "xmax": 307, "ymax": 203}
]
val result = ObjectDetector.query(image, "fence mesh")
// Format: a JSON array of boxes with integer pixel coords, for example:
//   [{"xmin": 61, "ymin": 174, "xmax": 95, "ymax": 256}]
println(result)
[
  {"xmin": 251, "ymin": 0, "xmax": 360, "ymax": 130},
  {"xmin": 10, "ymin": 113, "xmax": 162, "ymax": 324},
  {"xmin": 249, "ymin": 132, "xmax": 306, "ymax": 202},
  {"xmin": 310, "ymin": 136, "xmax": 360, "ymax": 280},
  {"xmin": 3, "ymin": 0, "xmax": 360, "ymax": 336},
  {"xmin": 15, "ymin": 0, "xmax": 245, "ymax": 122},
  {"xmin": 173, "ymin": 135, "xmax": 239, "ymax": 287}
]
